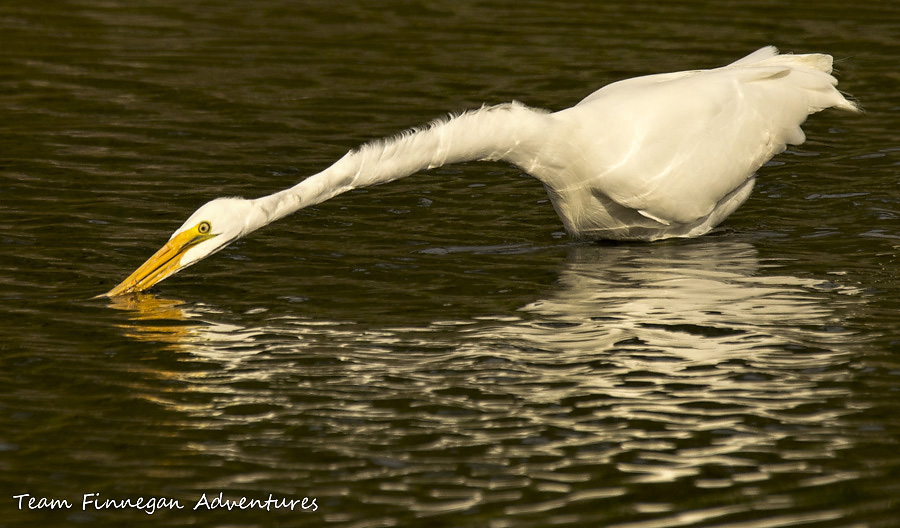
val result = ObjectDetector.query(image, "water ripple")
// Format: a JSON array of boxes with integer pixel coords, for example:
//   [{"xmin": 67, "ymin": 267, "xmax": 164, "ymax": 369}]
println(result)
[
  {"xmin": 3, "ymin": 1, "xmax": 899, "ymax": 526},
  {"xmin": 64, "ymin": 238, "xmax": 884, "ymax": 527}
]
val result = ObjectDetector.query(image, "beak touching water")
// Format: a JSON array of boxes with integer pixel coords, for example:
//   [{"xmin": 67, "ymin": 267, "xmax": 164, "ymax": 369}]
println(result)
[{"xmin": 102, "ymin": 224, "xmax": 215, "ymax": 297}]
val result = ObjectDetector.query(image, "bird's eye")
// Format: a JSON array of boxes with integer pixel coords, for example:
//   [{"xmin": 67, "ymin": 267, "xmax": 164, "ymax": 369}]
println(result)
[{"xmin": 198, "ymin": 221, "xmax": 211, "ymax": 234}]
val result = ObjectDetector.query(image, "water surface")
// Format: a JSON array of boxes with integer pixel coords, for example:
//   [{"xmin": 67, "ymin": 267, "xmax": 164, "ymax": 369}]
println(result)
[{"xmin": 2, "ymin": 1, "xmax": 899, "ymax": 527}]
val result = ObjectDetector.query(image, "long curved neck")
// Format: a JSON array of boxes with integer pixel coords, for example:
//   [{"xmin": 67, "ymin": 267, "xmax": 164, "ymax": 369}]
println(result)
[{"xmin": 251, "ymin": 101, "xmax": 549, "ymax": 226}]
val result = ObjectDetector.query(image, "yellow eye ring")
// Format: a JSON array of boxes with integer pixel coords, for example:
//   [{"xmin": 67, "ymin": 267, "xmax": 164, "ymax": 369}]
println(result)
[{"xmin": 198, "ymin": 221, "xmax": 211, "ymax": 234}]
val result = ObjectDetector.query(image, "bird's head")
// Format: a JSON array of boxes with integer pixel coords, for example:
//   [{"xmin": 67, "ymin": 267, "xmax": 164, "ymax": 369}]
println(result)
[{"xmin": 103, "ymin": 197, "xmax": 257, "ymax": 297}]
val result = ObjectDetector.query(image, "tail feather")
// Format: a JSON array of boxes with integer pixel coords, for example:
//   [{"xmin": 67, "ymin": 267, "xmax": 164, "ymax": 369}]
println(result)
[
  {"xmin": 730, "ymin": 46, "xmax": 832, "ymax": 73},
  {"xmin": 728, "ymin": 46, "xmax": 780, "ymax": 67},
  {"xmin": 731, "ymin": 46, "xmax": 860, "ymax": 114}
]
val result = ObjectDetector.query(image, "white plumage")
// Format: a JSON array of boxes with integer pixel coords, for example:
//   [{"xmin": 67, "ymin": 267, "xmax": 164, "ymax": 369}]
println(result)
[{"xmin": 104, "ymin": 46, "xmax": 858, "ymax": 297}]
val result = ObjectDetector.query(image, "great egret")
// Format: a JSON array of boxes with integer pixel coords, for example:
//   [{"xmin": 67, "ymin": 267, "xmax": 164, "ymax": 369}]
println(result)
[{"xmin": 103, "ymin": 46, "xmax": 858, "ymax": 297}]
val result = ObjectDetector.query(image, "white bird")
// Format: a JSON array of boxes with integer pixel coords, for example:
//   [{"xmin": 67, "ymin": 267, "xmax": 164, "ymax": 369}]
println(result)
[{"xmin": 103, "ymin": 46, "xmax": 858, "ymax": 297}]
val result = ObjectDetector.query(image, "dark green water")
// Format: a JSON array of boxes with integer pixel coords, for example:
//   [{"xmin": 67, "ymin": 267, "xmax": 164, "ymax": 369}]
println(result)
[{"xmin": 2, "ymin": 1, "xmax": 899, "ymax": 527}]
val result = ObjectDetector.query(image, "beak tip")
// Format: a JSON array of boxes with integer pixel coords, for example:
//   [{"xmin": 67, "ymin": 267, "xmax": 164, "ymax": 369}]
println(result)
[{"xmin": 100, "ymin": 278, "xmax": 141, "ymax": 299}]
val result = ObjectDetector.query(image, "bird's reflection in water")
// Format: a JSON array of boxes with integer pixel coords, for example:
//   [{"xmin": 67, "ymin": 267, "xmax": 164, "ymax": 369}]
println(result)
[
  {"xmin": 107, "ymin": 294, "xmax": 192, "ymax": 348},
  {"xmin": 107, "ymin": 293, "xmax": 263, "ymax": 370},
  {"xmin": 495, "ymin": 239, "xmax": 857, "ymax": 364}
]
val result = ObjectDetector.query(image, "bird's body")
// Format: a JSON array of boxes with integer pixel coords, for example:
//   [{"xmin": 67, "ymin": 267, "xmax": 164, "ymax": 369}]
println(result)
[{"xmin": 104, "ymin": 47, "xmax": 858, "ymax": 297}]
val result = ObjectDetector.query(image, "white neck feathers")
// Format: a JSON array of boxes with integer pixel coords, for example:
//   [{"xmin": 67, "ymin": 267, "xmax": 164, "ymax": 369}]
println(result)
[{"xmin": 252, "ymin": 101, "xmax": 549, "ymax": 226}]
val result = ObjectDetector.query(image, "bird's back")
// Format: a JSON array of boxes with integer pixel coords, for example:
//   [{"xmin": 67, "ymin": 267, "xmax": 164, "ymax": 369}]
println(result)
[{"xmin": 531, "ymin": 46, "xmax": 858, "ymax": 240}]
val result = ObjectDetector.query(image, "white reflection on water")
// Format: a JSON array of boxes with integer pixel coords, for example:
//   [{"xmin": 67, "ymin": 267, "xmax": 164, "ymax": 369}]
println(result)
[{"xmin": 492, "ymin": 240, "xmax": 860, "ymax": 362}]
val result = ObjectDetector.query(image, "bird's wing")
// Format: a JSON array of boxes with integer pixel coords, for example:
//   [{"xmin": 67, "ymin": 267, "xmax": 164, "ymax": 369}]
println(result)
[{"xmin": 558, "ymin": 48, "xmax": 853, "ymax": 225}]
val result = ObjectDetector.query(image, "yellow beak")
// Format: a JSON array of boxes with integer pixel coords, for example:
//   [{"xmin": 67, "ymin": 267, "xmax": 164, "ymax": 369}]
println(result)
[{"xmin": 103, "ymin": 227, "xmax": 215, "ymax": 297}]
